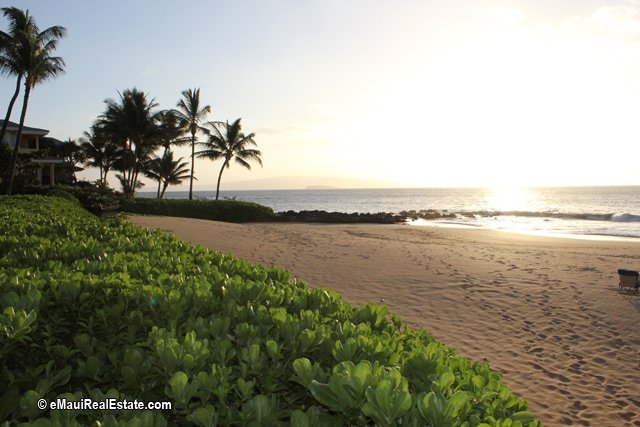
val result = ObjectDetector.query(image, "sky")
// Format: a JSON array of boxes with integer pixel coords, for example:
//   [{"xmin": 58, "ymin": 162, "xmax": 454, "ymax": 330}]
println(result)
[{"xmin": 2, "ymin": 0, "xmax": 640, "ymax": 190}]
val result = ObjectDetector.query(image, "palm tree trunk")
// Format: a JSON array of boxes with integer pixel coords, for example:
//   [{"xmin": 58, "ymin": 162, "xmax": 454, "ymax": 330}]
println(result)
[
  {"xmin": 128, "ymin": 143, "xmax": 135, "ymax": 196},
  {"xmin": 121, "ymin": 140, "xmax": 130, "ymax": 196},
  {"xmin": 161, "ymin": 181, "xmax": 169, "ymax": 199},
  {"xmin": 215, "ymin": 161, "xmax": 227, "ymax": 201},
  {"xmin": 5, "ymin": 83, "xmax": 32, "ymax": 195},
  {"xmin": 0, "ymin": 75, "xmax": 23, "ymax": 152},
  {"xmin": 189, "ymin": 131, "xmax": 195, "ymax": 200},
  {"xmin": 157, "ymin": 178, "xmax": 161, "ymax": 198},
  {"xmin": 132, "ymin": 164, "xmax": 141, "ymax": 197}
]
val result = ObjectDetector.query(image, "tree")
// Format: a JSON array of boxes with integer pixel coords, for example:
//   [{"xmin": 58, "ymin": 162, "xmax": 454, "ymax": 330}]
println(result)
[
  {"xmin": 0, "ymin": 7, "xmax": 31, "ymax": 150},
  {"xmin": 143, "ymin": 150, "xmax": 191, "ymax": 199},
  {"xmin": 2, "ymin": 7, "xmax": 65, "ymax": 194},
  {"xmin": 174, "ymin": 88, "xmax": 210, "ymax": 200},
  {"xmin": 155, "ymin": 109, "xmax": 189, "ymax": 156},
  {"xmin": 142, "ymin": 156, "xmax": 163, "ymax": 198},
  {"xmin": 96, "ymin": 88, "xmax": 160, "ymax": 197},
  {"xmin": 38, "ymin": 137, "xmax": 85, "ymax": 184},
  {"xmin": 78, "ymin": 125, "xmax": 118, "ymax": 185},
  {"xmin": 58, "ymin": 138, "xmax": 85, "ymax": 183},
  {"xmin": 196, "ymin": 118, "xmax": 262, "ymax": 200},
  {"xmin": 0, "ymin": 7, "xmax": 36, "ymax": 150}
]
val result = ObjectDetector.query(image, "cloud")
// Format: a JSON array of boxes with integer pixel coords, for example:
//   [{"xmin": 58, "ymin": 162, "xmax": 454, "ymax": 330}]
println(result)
[
  {"xmin": 309, "ymin": 103, "xmax": 338, "ymax": 118},
  {"xmin": 255, "ymin": 125, "xmax": 309, "ymax": 135},
  {"xmin": 489, "ymin": 5, "xmax": 526, "ymax": 25},
  {"xmin": 561, "ymin": 2, "xmax": 640, "ymax": 35},
  {"xmin": 592, "ymin": 4, "xmax": 640, "ymax": 34}
]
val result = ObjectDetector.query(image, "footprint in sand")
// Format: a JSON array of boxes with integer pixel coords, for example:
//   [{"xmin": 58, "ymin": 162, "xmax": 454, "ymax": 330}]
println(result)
[{"xmin": 568, "ymin": 362, "xmax": 582, "ymax": 374}]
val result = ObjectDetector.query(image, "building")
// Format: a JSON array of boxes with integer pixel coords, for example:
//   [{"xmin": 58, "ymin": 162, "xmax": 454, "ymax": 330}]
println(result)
[{"xmin": 0, "ymin": 120, "xmax": 67, "ymax": 185}]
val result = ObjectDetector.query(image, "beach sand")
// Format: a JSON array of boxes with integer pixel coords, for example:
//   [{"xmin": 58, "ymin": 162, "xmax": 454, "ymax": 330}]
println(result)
[{"xmin": 128, "ymin": 215, "xmax": 640, "ymax": 426}]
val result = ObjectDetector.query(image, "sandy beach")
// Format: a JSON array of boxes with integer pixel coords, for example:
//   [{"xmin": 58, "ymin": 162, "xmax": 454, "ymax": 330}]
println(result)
[{"xmin": 128, "ymin": 215, "xmax": 640, "ymax": 426}]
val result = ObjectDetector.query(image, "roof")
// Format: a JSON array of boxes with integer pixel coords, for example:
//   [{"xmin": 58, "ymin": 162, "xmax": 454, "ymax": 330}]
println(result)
[
  {"xmin": 0, "ymin": 120, "xmax": 49, "ymax": 136},
  {"xmin": 40, "ymin": 136, "xmax": 65, "ymax": 146},
  {"xmin": 30, "ymin": 158, "xmax": 65, "ymax": 164}
]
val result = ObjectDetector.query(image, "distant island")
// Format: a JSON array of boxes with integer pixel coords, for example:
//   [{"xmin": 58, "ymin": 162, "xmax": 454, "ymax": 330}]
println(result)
[{"xmin": 306, "ymin": 185, "xmax": 337, "ymax": 189}]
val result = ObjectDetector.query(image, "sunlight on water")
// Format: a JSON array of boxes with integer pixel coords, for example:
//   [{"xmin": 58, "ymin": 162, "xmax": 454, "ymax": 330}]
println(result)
[
  {"xmin": 479, "ymin": 188, "xmax": 558, "ymax": 236},
  {"xmin": 482, "ymin": 187, "xmax": 538, "ymax": 235},
  {"xmin": 485, "ymin": 187, "xmax": 534, "ymax": 212}
]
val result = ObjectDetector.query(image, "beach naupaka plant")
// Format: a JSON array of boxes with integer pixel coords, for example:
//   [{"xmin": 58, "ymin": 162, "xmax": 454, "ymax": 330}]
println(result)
[{"xmin": 196, "ymin": 118, "xmax": 262, "ymax": 200}]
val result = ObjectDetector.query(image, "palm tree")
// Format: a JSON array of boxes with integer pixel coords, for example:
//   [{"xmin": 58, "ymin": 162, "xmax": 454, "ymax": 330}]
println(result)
[
  {"xmin": 159, "ymin": 154, "xmax": 190, "ymax": 198},
  {"xmin": 38, "ymin": 137, "xmax": 84, "ymax": 184},
  {"xmin": 2, "ymin": 7, "xmax": 65, "ymax": 194},
  {"xmin": 142, "ymin": 156, "xmax": 163, "ymax": 198},
  {"xmin": 174, "ymin": 88, "xmax": 211, "ymax": 200},
  {"xmin": 143, "ymin": 150, "xmax": 190, "ymax": 198},
  {"xmin": 155, "ymin": 109, "xmax": 189, "ymax": 157},
  {"xmin": 0, "ymin": 7, "xmax": 38, "ymax": 150},
  {"xmin": 78, "ymin": 125, "xmax": 118, "ymax": 185},
  {"xmin": 60, "ymin": 138, "xmax": 85, "ymax": 182},
  {"xmin": 196, "ymin": 118, "xmax": 262, "ymax": 200},
  {"xmin": 96, "ymin": 88, "xmax": 160, "ymax": 197}
]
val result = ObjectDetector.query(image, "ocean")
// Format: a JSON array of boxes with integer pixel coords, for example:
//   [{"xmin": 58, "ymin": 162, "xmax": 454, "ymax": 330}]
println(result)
[{"xmin": 140, "ymin": 186, "xmax": 640, "ymax": 240}]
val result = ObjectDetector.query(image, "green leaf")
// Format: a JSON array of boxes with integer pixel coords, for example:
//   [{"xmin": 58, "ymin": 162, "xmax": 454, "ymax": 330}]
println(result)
[
  {"xmin": 308, "ymin": 381, "xmax": 342, "ymax": 412},
  {"xmin": 243, "ymin": 395, "xmax": 276, "ymax": 427},
  {"xmin": 436, "ymin": 372, "xmax": 455, "ymax": 392},
  {"xmin": 363, "ymin": 377, "xmax": 412, "ymax": 426},
  {"xmin": 187, "ymin": 405, "xmax": 218, "ymax": 427},
  {"xmin": 290, "ymin": 410, "xmax": 309, "ymax": 427},
  {"xmin": 19, "ymin": 390, "xmax": 45, "ymax": 420},
  {"xmin": 510, "ymin": 411, "xmax": 535, "ymax": 423},
  {"xmin": 236, "ymin": 378, "xmax": 255, "ymax": 401},
  {"xmin": 443, "ymin": 391, "xmax": 469, "ymax": 419},
  {"xmin": 472, "ymin": 375, "xmax": 485, "ymax": 391},
  {"xmin": 265, "ymin": 340, "xmax": 280, "ymax": 361},
  {"xmin": 292, "ymin": 358, "xmax": 318, "ymax": 387},
  {"xmin": 0, "ymin": 388, "xmax": 19, "ymax": 421},
  {"xmin": 166, "ymin": 371, "xmax": 197, "ymax": 405}
]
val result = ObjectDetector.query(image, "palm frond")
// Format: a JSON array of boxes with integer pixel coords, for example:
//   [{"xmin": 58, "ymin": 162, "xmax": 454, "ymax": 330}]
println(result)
[
  {"xmin": 237, "ymin": 148, "xmax": 262, "ymax": 163},
  {"xmin": 195, "ymin": 148, "xmax": 224, "ymax": 160},
  {"xmin": 36, "ymin": 25, "xmax": 66, "ymax": 44},
  {"xmin": 234, "ymin": 157, "xmax": 253, "ymax": 170},
  {"xmin": 1, "ymin": 7, "xmax": 39, "ymax": 36},
  {"xmin": 176, "ymin": 88, "xmax": 211, "ymax": 125}
]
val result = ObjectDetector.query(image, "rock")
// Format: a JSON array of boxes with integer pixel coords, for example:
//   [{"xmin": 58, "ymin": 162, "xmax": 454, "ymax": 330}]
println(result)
[
  {"xmin": 272, "ymin": 210, "xmax": 407, "ymax": 224},
  {"xmin": 398, "ymin": 209, "xmax": 457, "ymax": 220}
]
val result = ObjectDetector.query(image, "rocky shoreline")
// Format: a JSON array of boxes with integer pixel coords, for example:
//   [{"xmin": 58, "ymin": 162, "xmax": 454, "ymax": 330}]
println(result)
[{"xmin": 270, "ymin": 209, "xmax": 457, "ymax": 224}]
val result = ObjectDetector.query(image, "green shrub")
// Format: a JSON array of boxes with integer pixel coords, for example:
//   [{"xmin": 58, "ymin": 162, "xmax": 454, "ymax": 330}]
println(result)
[
  {"xmin": 0, "ymin": 196, "xmax": 540, "ymax": 426},
  {"xmin": 120, "ymin": 197, "xmax": 275, "ymax": 223},
  {"xmin": 18, "ymin": 181, "xmax": 121, "ymax": 216}
]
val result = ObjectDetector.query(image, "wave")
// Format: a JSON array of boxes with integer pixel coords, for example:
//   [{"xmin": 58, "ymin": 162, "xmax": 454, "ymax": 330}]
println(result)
[
  {"xmin": 463, "ymin": 211, "xmax": 640, "ymax": 222},
  {"xmin": 406, "ymin": 209, "xmax": 640, "ymax": 222},
  {"xmin": 610, "ymin": 213, "xmax": 640, "ymax": 222}
]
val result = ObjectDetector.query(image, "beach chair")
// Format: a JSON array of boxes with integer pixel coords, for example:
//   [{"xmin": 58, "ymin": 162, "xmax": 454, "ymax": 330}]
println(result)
[{"xmin": 618, "ymin": 269, "xmax": 639, "ymax": 293}]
